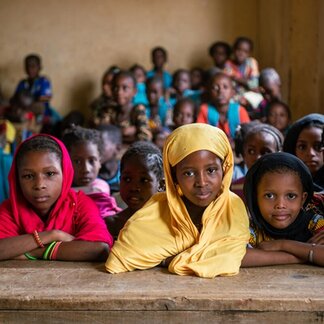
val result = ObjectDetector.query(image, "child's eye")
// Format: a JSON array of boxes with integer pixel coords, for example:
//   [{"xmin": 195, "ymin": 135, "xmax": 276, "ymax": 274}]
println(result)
[
  {"xmin": 287, "ymin": 193, "xmax": 297, "ymax": 200},
  {"xmin": 74, "ymin": 159, "xmax": 81, "ymax": 165},
  {"xmin": 313, "ymin": 143, "xmax": 323, "ymax": 152},
  {"xmin": 46, "ymin": 171, "xmax": 57, "ymax": 177},
  {"xmin": 264, "ymin": 193, "xmax": 274, "ymax": 199},
  {"xmin": 122, "ymin": 176, "xmax": 131, "ymax": 183},
  {"xmin": 184, "ymin": 170, "xmax": 194, "ymax": 177},
  {"xmin": 207, "ymin": 167, "xmax": 217, "ymax": 174},
  {"xmin": 247, "ymin": 149, "xmax": 255, "ymax": 155},
  {"xmin": 22, "ymin": 174, "xmax": 33, "ymax": 180},
  {"xmin": 141, "ymin": 178, "xmax": 151, "ymax": 183},
  {"xmin": 296, "ymin": 144, "xmax": 306, "ymax": 151}
]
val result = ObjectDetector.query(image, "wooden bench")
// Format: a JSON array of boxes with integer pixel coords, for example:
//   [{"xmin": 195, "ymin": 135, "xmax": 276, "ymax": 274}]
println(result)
[{"xmin": 0, "ymin": 261, "xmax": 323, "ymax": 323}]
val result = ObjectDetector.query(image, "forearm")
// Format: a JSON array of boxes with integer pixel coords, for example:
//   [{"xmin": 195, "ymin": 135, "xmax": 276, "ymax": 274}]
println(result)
[
  {"xmin": 55, "ymin": 241, "xmax": 109, "ymax": 262},
  {"xmin": 241, "ymin": 247, "xmax": 303, "ymax": 267}
]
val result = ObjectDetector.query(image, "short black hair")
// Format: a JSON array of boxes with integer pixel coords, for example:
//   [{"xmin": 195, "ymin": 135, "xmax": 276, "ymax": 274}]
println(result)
[
  {"xmin": 266, "ymin": 100, "xmax": 292, "ymax": 121},
  {"xmin": 173, "ymin": 98, "xmax": 198, "ymax": 122},
  {"xmin": 25, "ymin": 54, "xmax": 41, "ymax": 66},
  {"xmin": 120, "ymin": 141, "xmax": 163, "ymax": 182},
  {"xmin": 208, "ymin": 41, "xmax": 232, "ymax": 58},
  {"xmin": 62, "ymin": 126, "xmax": 103, "ymax": 157},
  {"xmin": 130, "ymin": 64, "xmax": 146, "ymax": 75},
  {"xmin": 146, "ymin": 75, "xmax": 163, "ymax": 87},
  {"xmin": 151, "ymin": 46, "xmax": 168, "ymax": 61},
  {"xmin": 96, "ymin": 124, "xmax": 122, "ymax": 146},
  {"xmin": 102, "ymin": 65, "xmax": 120, "ymax": 85},
  {"xmin": 233, "ymin": 37, "xmax": 253, "ymax": 51},
  {"xmin": 16, "ymin": 135, "xmax": 62, "ymax": 168},
  {"xmin": 112, "ymin": 70, "xmax": 137, "ymax": 89}
]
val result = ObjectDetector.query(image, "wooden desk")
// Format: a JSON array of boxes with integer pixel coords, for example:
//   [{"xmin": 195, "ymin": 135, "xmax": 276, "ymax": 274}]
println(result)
[{"xmin": 0, "ymin": 261, "xmax": 323, "ymax": 323}]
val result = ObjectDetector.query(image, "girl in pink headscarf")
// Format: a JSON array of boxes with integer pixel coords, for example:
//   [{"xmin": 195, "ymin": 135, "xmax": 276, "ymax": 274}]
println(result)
[{"xmin": 0, "ymin": 134, "xmax": 113, "ymax": 261}]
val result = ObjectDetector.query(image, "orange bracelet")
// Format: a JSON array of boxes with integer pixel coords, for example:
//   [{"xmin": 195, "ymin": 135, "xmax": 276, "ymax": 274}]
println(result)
[{"xmin": 33, "ymin": 230, "xmax": 44, "ymax": 248}]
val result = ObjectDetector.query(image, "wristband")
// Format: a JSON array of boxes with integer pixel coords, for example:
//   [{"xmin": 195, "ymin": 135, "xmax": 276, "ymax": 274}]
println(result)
[
  {"xmin": 43, "ymin": 241, "xmax": 57, "ymax": 260},
  {"xmin": 308, "ymin": 243, "xmax": 316, "ymax": 263},
  {"xmin": 33, "ymin": 230, "xmax": 44, "ymax": 248},
  {"xmin": 24, "ymin": 252, "xmax": 37, "ymax": 260},
  {"xmin": 50, "ymin": 241, "xmax": 62, "ymax": 260}
]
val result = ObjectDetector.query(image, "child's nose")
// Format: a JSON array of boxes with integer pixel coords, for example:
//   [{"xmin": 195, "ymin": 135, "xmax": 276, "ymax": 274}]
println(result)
[
  {"xmin": 275, "ymin": 196, "xmax": 286, "ymax": 208},
  {"xmin": 195, "ymin": 173, "xmax": 207, "ymax": 187},
  {"xmin": 33, "ymin": 175, "xmax": 46, "ymax": 190}
]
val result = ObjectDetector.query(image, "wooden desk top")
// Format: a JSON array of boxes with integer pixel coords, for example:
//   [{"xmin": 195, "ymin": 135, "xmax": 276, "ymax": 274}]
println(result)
[{"xmin": 0, "ymin": 261, "xmax": 323, "ymax": 313}]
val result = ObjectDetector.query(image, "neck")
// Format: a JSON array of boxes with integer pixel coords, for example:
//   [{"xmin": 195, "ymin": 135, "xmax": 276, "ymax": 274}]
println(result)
[{"xmin": 183, "ymin": 197, "xmax": 206, "ymax": 224}]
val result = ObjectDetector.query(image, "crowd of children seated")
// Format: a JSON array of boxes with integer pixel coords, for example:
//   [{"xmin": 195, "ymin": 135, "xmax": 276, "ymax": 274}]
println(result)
[{"xmin": 0, "ymin": 36, "xmax": 323, "ymax": 278}]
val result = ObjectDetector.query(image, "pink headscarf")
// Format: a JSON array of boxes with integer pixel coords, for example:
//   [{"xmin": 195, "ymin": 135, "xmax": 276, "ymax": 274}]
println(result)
[{"xmin": 0, "ymin": 134, "xmax": 113, "ymax": 247}]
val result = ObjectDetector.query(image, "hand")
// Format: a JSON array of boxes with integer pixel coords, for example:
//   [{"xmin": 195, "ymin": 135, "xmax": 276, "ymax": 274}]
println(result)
[
  {"xmin": 258, "ymin": 240, "xmax": 286, "ymax": 251},
  {"xmin": 308, "ymin": 231, "xmax": 324, "ymax": 245},
  {"xmin": 49, "ymin": 230, "xmax": 75, "ymax": 242}
]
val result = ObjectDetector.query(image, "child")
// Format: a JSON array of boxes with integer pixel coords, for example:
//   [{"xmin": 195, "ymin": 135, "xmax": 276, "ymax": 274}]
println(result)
[
  {"xmin": 231, "ymin": 122, "xmax": 284, "ymax": 199},
  {"xmin": 105, "ymin": 141, "xmax": 164, "ymax": 239},
  {"xmin": 62, "ymin": 126, "xmax": 120, "ymax": 218},
  {"xmin": 0, "ymin": 134, "xmax": 112, "ymax": 261},
  {"xmin": 145, "ymin": 76, "xmax": 172, "ymax": 133},
  {"xmin": 90, "ymin": 66, "xmax": 120, "ymax": 125},
  {"xmin": 130, "ymin": 64, "xmax": 148, "ymax": 106},
  {"xmin": 225, "ymin": 37, "xmax": 259, "ymax": 94},
  {"xmin": 257, "ymin": 68, "xmax": 282, "ymax": 121},
  {"xmin": 110, "ymin": 71, "xmax": 152, "ymax": 143},
  {"xmin": 208, "ymin": 41, "xmax": 232, "ymax": 73},
  {"xmin": 283, "ymin": 113, "xmax": 324, "ymax": 191},
  {"xmin": 12, "ymin": 54, "xmax": 60, "ymax": 126},
  {"xmin": 147, "ymin": 46, "xmax": 172, "ymax": 89},
  {"xmin": 106, "ymin": 124, "xmax": 249, "ymax": 278},
  {"xmin": 197, "ymin": 72, "xmax": 250, "ymax": 143},
  {"xmin": 97, "ymin": 124, "xmax": 123, "ymax": 193},
  {"xmin": 266, "ymin": 100, "xmax": 291, "ymax": 135},
  {"xmin": 241, "ymin": 152, "xmax": 324, "ymax": 267},
  {"xmin": 172, "ymin": 98, "xmax": 197, "ymax": 129},
  {"xmin": 190, "ymin": 67, "xmax": 205, "ymax": 91}
]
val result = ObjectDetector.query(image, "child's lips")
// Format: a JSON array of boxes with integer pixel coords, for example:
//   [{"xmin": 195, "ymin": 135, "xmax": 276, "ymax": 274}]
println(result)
[{"xmin": 33, "ymin": 196, "xmax": 50, "ymax": 203}]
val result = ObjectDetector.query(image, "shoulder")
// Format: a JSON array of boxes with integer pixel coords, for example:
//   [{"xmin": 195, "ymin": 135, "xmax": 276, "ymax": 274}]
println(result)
[{"xmin": 308, "ymin": 213, "xmax": 324, "ymax": 234}]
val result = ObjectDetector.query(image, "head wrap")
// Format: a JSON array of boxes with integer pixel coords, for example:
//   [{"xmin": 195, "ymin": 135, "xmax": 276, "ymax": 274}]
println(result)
[
  {"xmin": 106, "ymin": 124, "xmax": 249, "ymax": 278},
  {"xmin": 244, "ymin": 152, "xmax": 314, "ymax": 242}
]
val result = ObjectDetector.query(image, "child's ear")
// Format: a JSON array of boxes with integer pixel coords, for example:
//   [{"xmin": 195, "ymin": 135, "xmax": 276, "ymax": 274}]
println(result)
[{"xmin": 302, "ymin": 192, "xmax": 308, "ymax": 206}]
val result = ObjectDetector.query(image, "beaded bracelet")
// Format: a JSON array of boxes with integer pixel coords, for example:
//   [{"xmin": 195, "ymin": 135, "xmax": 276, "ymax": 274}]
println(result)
[
  {"xmin": 24, "ymin": 252, "xmax": 37, "ymax": 260},
  {"xmin": 33, "ymin": 230, "xmax": 44, "ymax": 248},
  {"xmin": 50, "ymin": 241, "xmax": 62, "ymax": 260},
  {"xmin": 308, "ymin": 243, "xmax": 316, "ymax": 263},
  {"xmin": 43, "ymin": 241, "xmax": 57, "ymax": 260}
]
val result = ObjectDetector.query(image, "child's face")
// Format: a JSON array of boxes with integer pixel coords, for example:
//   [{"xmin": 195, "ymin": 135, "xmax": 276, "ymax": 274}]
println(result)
[
  {"xmin": 18, "ymin": 151, "xmax": 63, "ymax": 218},
  {"xmin": 25, "ymin": 60, "xmax": 41, "ymax": 79},
  {"xmin": 211, "ymin": 46, "xmax": 228, "ymax": 67},
  {"xmin": 175, "ymin": 150, "xmax": 223, "ymax": 208},
  {"xmin": 190, "ymin": 69, "xmax": 203, "ymax": 89},
  {"xmin": 243, "ymin": 132, "xmax": 278, "ymax": 169},
  {"xmin": 257, "ymin": 171, "xmax": 307, "ymax": 229},
  {"xmin": 69, "ymin": 142, "xmax": 101, "ymax": 187},
  {"xmin": 234, "ymin": 41, "xmax": 251, "ymax": 65},
  {"xmin": 152, "ymin": 50, "xmax": 166, "ymax": 69},
  {"xmin": 120, "ymin": 156, "xmax": 160, "ymax": 212},
  {"xmin": 296, "ymin": 126, "xmax": 323, "ymax": 175},
  {"xmin": 147, "ymin": 81, "xmax": 163, "ymax": 106},
  {"xmin": 112, "ymin": 76, "xmax": 136, "ymax": 106},
  {"xmin": 133, "ymin": 68, "xmax": 146, "ymax": 84},
  {"xmin": 101, "ymin": 132, "xmax": 119, "ymax": 162},
  {"xmin": 174, "ymin": 72, "xmax": 191, "ymax": 94},
  {"xmin": 209, "ymin": 75, "xmax": 234, "ymax": 107},
  {"xmin": 267, "ymin": 104, "xmax": 290, "ymax": 132},
  {"xmin": 173, "ymin": 102, "xmax": 194, "ymax": 127},
  {"xmin": 261, "ymin": 82, "xmax": 281, "ymax": 102}
]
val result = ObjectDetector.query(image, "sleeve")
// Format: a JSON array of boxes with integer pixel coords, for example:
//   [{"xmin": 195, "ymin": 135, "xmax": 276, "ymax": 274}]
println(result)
[
  {"xmin": 73, "ymin": 191, "xmax": 113, "ymax": 247},
  {"xmin": 197, "ymin": 104, "xmax": 208, "ymax": 123},
  {"xmin": 308, "ymin": 214, "xmax": 324, "ymax": 235},
  {"xmin": 0, "ymin": 201, "xmax": 21, "ymax": 239},
  {"xmin": 239, "ymin": 106, "xmax": 251, "ymax": 123},
  {"xmin": 39, "ymin": 77, "xmax": 52, "ymax": 97}
]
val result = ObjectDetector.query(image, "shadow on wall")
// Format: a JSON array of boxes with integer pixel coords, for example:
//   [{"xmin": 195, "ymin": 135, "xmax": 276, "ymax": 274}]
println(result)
[{"xmin": 66, "ymin": 76, "xmax": 96, "ymax": 119}]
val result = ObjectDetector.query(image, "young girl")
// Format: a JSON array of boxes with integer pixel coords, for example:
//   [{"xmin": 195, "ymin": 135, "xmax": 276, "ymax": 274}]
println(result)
[
  {"xmin": 172, "ymin": 98, "xmax": 197, "ymax": 129},
  {"xmin": 225, "ymin": 37, "xmax": 259, "ymax": 94},
  {"xmin": 147, "ymin": 46, "xmax": 172, "ymax": 90},
  {"xmin": 62, "ymin": 126, "xmax": 121, "ymax": 218},
  {"xmin": 105, "ymin": 124, "xmax": 249, "ymax": 278},
  {"xmin": 208, "ymin": 41, "xmax": 232, "ymax": 73},
  {"xmin": 105, "ymin": 141, "xmax": 164, "ymax": 239},
  {"xmin": 283, "ymin": 113, "xmax": 324, "ymax": 191},
  {"xmin": 0, "ymin": 134, "xmax": 113, "ymax": 261},
  {"xmin": 231, "ymin": 122, "xmax": 284, "ymax": 199},
  {"xmin": 110, "ymin": 71, "xmax": 152, "ymax": 143},
  {"xmin": 266, "ymin": 100, "xmax": 291, "ymax": 135},
  {"xmin": 130, "ymin": 64, "xmax": 149, "ymax": 106},
  {"xmin": 242, "ymin": 152, "xmax": 324, "ymax": 267},
  {"xmin": 197, "ymin": 73, "xmax": 250, "ymax": 143}
]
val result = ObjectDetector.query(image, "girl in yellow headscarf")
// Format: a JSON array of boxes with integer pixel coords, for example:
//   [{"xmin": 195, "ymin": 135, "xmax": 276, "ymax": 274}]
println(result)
[{"xmin": 105, "ymin": 123, "xmax": 249, "ymax": 278}]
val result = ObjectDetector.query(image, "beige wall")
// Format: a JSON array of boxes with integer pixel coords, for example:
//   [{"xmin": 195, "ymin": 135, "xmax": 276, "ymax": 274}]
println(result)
[{"xmin": 0, "ymin": 0, "xmax": 322, "ymax": 120}]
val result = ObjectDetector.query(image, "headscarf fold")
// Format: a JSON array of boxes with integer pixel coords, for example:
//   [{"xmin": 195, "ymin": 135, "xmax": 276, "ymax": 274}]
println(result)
[
  {"xmin": 106, "ymin": 124, "xmax": 249, "ymax": 278},
  {"xmin": 0, "ymin": 134, "xmax": 112, "ymax": 246},
  {"xmin": 244, "ymin": 152, "xmax": 314, "ymax": 242}
]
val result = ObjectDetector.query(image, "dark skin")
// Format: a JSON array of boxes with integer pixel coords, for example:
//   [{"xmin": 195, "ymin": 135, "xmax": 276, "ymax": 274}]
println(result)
[{"xmin": 105, "ymin": 209, "xmax": 133, "ymax": 240}]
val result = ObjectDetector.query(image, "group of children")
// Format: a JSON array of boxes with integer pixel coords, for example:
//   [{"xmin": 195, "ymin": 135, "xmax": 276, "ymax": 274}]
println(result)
[{"xmin": 0, "ymin": 37, "xmax": 323, "ymax": 278}]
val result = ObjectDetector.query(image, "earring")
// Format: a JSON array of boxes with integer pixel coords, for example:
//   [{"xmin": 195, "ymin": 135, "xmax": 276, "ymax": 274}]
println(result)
[{"xmin": 176, "ymin": 184, "xmax": 183, "ymax": 197}]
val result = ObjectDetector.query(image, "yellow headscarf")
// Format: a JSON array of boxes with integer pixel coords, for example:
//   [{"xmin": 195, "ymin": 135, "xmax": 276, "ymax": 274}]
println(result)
[{"xmin": 106, "ymin": 124, "xmax": 249, "ymax": 278}]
